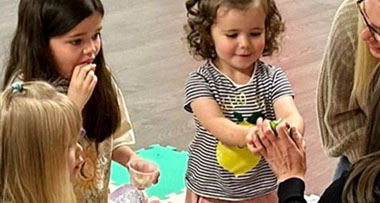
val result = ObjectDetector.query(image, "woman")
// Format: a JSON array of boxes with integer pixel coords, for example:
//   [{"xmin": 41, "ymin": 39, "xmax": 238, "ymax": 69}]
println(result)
[
  {"xmin": 248, "ymin": 82, "xmax": 380, "ymax": 202},
  {"xmin": 317, "ymin": 0, "xmax": 380, "ymax": 180}
]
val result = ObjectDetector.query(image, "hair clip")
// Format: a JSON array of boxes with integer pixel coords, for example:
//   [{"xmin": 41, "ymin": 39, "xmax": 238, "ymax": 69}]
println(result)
[
  {"xmin": 80, "ymin": 128, "xmax": 86, "ymax": 138},
  {"xmin": 11, "ymin": 82, "xmax": 24, "ymax": 92}
]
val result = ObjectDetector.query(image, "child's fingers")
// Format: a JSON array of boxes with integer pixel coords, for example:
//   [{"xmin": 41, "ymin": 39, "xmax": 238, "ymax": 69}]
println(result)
[
  {"xmin": 256, "ymin": 117, "xmax": 263, "ymax": 127},
  {"xmin": 84, "ymin": 70, "xmax": 97, "ymax": 87},
  {"xmin": 262, "ymin": 120, "xmax": 277, "ymax": 143},
  {"xmin": 77, "ymin": 64, "xmax": 96, "ymax": 81},
  {"xmin": 251, "ymin": 130, "xmax": 266, "ymax": 155},
  {"xmin": 247, "ymin": 142, "xmax": 261, "ymax": 154},
  {"xmin": 71, "ymin": 65, "xmax": 82, "ymax": 79},
  {"xmin": 153, "ymin": 171, "xmax": 160, "ymax": 184},
  {"xmin": 255, "ymin": 118, "xmax": 273, "ymax": 148},
  {"xmin": 72, "ymin": 63, "xmax": 88, "ymax": 80},
  {"xmin": 88, "ymin": 74, "xmax": 98, "ymax": 92},
  {"xmin": 258, "ymin": 129, "xmax": 272, "ymax": 149}
]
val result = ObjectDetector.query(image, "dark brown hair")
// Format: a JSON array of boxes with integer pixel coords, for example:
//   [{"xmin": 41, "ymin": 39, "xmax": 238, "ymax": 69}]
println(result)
[
  {"xmin": 3, "ymin": 0, "xmax": 120, "ymax": 143},
  {"xmin": 184, "ymin": 0, "xmax": 285, "ymax": 60}
]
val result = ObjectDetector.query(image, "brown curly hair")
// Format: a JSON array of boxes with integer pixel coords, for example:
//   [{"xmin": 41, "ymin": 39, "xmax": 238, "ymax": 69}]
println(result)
[{"xmin": 184, "ymin": 0, "xmax": 285, "ymax": 60}]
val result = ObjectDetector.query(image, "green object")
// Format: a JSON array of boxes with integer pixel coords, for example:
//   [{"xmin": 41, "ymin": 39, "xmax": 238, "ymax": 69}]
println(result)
[
  {"xmin": 246, "ymin": 112, "xmax": 265, "ymax": 124},
  {"xmin": 110, "ymin": 144, "xmax": 188, "ymax": 200},
  {"xmin": 233, "ymin": 112, "xmax": 244, "ymax": 122},
  {"xmin": 233, "ymin": 112, "xmax": 264, "ymax": 125},
  {"xmin": 269, "ymin": 119, "xmax": 280, "ymax": 132}
]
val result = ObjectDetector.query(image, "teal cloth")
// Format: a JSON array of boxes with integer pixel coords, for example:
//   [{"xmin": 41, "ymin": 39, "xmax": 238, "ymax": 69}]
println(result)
[{"xmin": 111, "ymin": 144, "xmax": 188, "ymax": 200}]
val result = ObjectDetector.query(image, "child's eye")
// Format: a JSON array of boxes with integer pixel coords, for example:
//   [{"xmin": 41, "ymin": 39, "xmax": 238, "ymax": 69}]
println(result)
[
  {"xmin": 250, "ymin": 32, "xmax": 262, "ymax": 37},
  {"xmin": 92, "ymin": 32, "xmax": 101, "ymax": 40},
  {"xmin": 70, "ymin": 39, "xmax": 82, "ymax": 45},
  {"xmin": 226, "ymin": 33, "xmax": 238, "ymax": 38}
]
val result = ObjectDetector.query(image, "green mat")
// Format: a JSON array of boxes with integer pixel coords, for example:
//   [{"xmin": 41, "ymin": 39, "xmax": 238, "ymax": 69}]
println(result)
[{"xmin": 110, "ymin": 144, "xmax": 188, "ymax": 200}]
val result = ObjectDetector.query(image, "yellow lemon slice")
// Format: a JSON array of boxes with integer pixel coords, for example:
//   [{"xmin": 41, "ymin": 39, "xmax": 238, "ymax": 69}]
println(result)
[{"xmin": 216, "ymin": 120, "xmax": 260, "ymax": 177}]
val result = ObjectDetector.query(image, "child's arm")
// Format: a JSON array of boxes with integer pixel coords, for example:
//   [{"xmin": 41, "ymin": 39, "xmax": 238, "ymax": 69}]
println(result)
[
  {"xmin": 191, "ymin": 98, "xmax": 252, "ymax": 147},
  {"xmin": 112, "ymin": 146, "xmax": 138, "ymax": 166},
  {"xmin": 273, "ymin": 96, "xmax": 304, "ymax": 135}
]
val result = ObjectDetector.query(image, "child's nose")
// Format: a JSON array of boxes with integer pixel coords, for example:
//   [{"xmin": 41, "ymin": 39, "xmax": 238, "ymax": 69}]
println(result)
[
  {"xmin": 83, "ymin": 42, "xmax": 97, "ymax": 55},
  {"xmin": 239, "ymin": 36, "xmax": 251, "ymax": 48},
  {"xmin": 76, "ymin": 143, "xmax": 83, "ymax": 159}
]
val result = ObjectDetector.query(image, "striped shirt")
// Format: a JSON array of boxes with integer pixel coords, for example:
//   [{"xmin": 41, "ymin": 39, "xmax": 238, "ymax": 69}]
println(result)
[{"xmin": 184, "ymin": 60, "xmax": 294, "ymax": 200}]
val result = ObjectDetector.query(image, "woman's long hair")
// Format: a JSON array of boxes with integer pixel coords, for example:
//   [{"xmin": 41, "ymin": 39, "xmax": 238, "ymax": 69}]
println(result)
[
  {"xmin": 343, "ymin": 84, "xmax": 380, "ymax": 203},
  {"xmin": 350, "ymin": 5, "xmax": 380, "ymax": 106},
  {"xmin": 0, "ymin": 81, "xmax": 81, "ymax": 203},
  {"xmin": 3, "ymin": 0, "xmax": 121, "ymax": 142}
]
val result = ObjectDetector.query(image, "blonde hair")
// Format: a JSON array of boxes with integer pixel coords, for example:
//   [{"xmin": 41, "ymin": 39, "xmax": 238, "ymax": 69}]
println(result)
[
  {"xmin": 0, "ymin": 81, "xmax": 81, "ymax": 203},
  {"xmin": 351, "ymin": 7, "xmax": 380, "ymax": 106},
  {"xmin": 343, "ymin": 87, "xmax": 380, "ymax": 203}
]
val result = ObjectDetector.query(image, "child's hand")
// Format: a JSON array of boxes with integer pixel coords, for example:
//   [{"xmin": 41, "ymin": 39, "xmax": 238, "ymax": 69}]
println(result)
[
  {"xmin": 246, "ymin": 117, "xmax": 267, "ymax": 153},
  {"xmin": 247, "ymin": 118, "xmax": 306, "ymax": 182},
  {"xmin": 67, "ymin": 63, "xmax": 97, "ymax": 111},
  {"xmin": 126, "ymin": 156, "xmax": 160, "ymax": 185}
]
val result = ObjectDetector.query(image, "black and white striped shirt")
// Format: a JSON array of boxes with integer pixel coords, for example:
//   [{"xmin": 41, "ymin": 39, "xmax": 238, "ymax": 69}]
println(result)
[{"xmin": 184, "ymin": 60, "xmax": 294, "ymax": 200}]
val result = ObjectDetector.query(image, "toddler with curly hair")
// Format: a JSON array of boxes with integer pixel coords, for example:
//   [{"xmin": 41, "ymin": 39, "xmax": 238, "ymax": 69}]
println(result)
[{"xmin": 183, "ymin": 0, "xmax": 304, "ymax": 202}]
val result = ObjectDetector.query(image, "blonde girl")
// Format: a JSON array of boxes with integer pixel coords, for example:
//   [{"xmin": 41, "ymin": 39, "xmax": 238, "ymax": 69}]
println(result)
[
  {"xmin": 0, "ymin": 81, "xmax": 83, "ymax": 203},
  {"xmin": 184, "ymin": 0, "xmax": 304, "ymax": 202}
]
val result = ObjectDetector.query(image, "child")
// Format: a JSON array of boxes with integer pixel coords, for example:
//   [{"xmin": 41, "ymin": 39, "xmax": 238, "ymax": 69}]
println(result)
[
  {"xmin": 2, "ymin": 0, "xmax": 157, "ymax": 202},
  {"xmin": 183, "ymin": 0, "xmax": 304, "ymax": 202},
  {"xmin": 0, "ymin": 81, "xmax": 83, "ymax": 203}
]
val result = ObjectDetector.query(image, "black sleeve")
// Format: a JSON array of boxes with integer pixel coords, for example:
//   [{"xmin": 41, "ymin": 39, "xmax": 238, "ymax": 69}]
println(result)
[{"xmin": 278, "ymin": 178, "xmax": 307, "ymax": 203}]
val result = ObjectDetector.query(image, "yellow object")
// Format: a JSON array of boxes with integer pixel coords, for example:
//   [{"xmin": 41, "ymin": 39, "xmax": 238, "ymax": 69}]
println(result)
[{"xmin": 216, "ymin": 120, "xmax": 261, "ymax": 177}]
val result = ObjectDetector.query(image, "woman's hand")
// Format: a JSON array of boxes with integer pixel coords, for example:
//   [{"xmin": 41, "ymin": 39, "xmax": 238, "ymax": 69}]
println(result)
[
  {"xmin": 247, "ymin": 118, "xmax": 307, "ymax": 182},
  {"xmin": 67, "ymin": 63, "xmax": 98, "ymax": 111}
]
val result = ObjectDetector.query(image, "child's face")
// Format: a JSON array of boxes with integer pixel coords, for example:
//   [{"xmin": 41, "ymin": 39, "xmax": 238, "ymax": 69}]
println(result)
[
  {"xmin": 68, "ymin": 142, "xmax": 83, "ymax": 181},
  {"xmin": 49, "ymin": 12, "xmax": 103, "ymax": 79},
  {"xmin": 360, "ymin": 0, "xmax": 380, "ymax": 58},
  {"xmin": 211, "ymin": 4, "xmax": 265, "ymax": 72}
]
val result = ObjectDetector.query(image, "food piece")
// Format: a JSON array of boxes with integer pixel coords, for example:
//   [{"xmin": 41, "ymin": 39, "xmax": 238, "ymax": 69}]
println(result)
[{"xmin": 269, "ymin": 119, "xmax": 281, "ymax": 135}]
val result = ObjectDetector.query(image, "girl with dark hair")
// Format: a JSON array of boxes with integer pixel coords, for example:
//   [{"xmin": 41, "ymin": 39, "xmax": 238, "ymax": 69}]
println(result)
[{"xmin": 2, "ymin": 0, "xmax": 157, "ymax": 202}]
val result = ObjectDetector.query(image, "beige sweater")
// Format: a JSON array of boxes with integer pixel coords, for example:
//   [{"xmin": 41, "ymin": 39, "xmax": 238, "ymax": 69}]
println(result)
[{"xmin": 317, "ymin": 0, "xmax": 380, "ymax": 163}]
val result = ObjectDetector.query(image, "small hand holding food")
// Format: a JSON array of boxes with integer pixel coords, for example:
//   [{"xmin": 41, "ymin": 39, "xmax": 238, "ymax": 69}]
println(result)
[
  {"xmin": 246, "ymin": 117, "xmax": 306, "ymax": 182},
  {"xmin": 67, "ymin": 63, "xmax": 98, "ymax": 110}
]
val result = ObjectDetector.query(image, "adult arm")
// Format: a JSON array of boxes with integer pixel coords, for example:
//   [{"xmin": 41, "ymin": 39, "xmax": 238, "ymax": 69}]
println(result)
[
  {"xmin": 247, "ymin": 118, "xmax": 307, "ymax": 203},
  {"xmin": 278, "ymin": 178, "xmax": 307, "ymax": 203}
]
